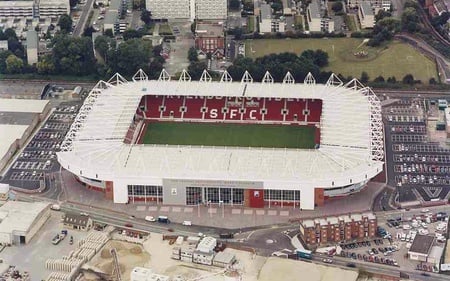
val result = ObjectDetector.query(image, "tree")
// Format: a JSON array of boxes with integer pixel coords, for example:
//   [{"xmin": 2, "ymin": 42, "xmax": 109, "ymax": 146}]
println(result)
[
  {"xmin": 106, "ymin": 38, "xmax": 153, "ymax": 75},
  {"xmin": 83, "ymin": 26, "xmax": 96, "ymax": 37},
  {"xmin": 37, "ymin": 54, "xmax": 55, "ymax": 74},
  {"xmin": 229, "ymin": 0, "xmax": 241, "ymax": 10},
  {"xmin": 141, "ymin": 10, "xmax": 152, "ymax": 25},
  {"xmin": 429, "ymin": 77, "xmax": 437, "ymax": 85},
  {"xmin": 58, "ymin": 14, "xmax": 73, "ymax": 33},
  {"xmin": 387, "ymin": 76, "xmax": 397, "ymax": 83},
  {"xmin": 331, "ymin": 1, "xmax": 343, "ymax": 13},
  {"xmin": 188, "ymin": 47, "xmax": 198, "ymax": 62},
  {"xmin": 123, "ymin": 29, "xmax": 142, "ymax": 40},
  {"xmin": 6, "ymin": 54, "xmax": 23, "ymax": 73},
  {"xmin": 104, "ymin": 29, "xmax": 114, "ymax": 37},
  {"xmin": 95, "ymin": 35, "xmax": 115, "ymax": 59},
  {"xmin": 373, "ymin": 75, "xmax": 385, "ymax": 83},
  {"xmin": 0, "ymin": 50, "xmax": 13, "ymax": 73},
  {"xmin": 402, "ymin": 74, "xmax": 414, "ymax": 85},
  {"xmin": 360, "ymin": 71, "xmax": 369, "ymax": 83},
  {"xmin": 3, "ymin": 28, "xmax": 17, "ymax": 40},
  {"xmin": 51, "ymin": 34, "xmax": 96, "ymax": 75},
  {"xmin": 187, "ymin": 61, "xmax": 208, "ymax": 80},
  {"xmin": 69, "ymin": 0, "xmax": 78, "ymax": 7},
  {"xmin": 313, "ymin": 50, "xmax": 329, "ymax": 67}
]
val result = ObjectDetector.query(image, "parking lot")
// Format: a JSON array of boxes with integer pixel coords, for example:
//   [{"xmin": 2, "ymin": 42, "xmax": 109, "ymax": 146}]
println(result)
[
  {"xmin": 384, "ymin": 98, "xmax": 450, "ymax": 203},
  {"xmin": 338, "ymin": 209, "xmax": 448, "ymax": 273},
  {"xmin": 3, "ymin": 101, "xmax": 82, "ymax": 190}
]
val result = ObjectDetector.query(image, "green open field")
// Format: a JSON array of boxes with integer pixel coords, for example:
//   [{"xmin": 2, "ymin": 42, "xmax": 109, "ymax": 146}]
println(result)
[
  {"xmin": 245, "ymin": 38, "xmax": 438, "ymax": 83},
  {"xmin": 143, "ymin": 122, "xmax": 316, "ymax": 148}
]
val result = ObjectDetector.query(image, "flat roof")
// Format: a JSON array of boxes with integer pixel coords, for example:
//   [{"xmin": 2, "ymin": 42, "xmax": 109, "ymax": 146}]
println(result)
[
  {"xmin": 409, "ymin": 234, "xmax": 435, "ymax": 255},
  {"xmin": 196, "ymin": 23, "xmax": 223, "ymax": 37},
  {"xmin": 213, "ymin": 249, "xmax": 235, "ymax": 263},
  {"xmin": 309, "ymin": 1, "xmax": 321, "ymax": 19},
  {"xmin": 26, "ymin": 30, "xmax": 38, "ymax": 49},
  {"xmin": 0, "ymin": 124, "xmax": 28, "ymax": 160},
  {"xmin": 260, "ymin": 3, "xmax": 272, "ymax": 19},
  {"xmin": 0, "ymin": 201, "xmax": 49, "ymax": 234},
  {"xmin": 0, "ymin": 98, "xmax": 49, "ymax": 113},
  {"xmin": 429, "ymin": 246, "xmax": 444, "ymax": 260},
  {"xmin": 302, "ymin": 219, "xmax": 315, "ymax": 228},
  {"xmin": 0, "ymin": 1, "xmax": 34, "ymax": 8},
  {"xmin": 0, "ymin": 112, "xmax": 37, "ymax": 125},
  {"xmin": 360, "ymin": 1, "xmax": 373, "ymax": 15}
]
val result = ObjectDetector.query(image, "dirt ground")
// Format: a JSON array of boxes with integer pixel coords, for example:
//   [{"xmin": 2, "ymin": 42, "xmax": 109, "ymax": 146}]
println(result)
[{"xmin": 85, "ymin": 240, "xmax": 150, "ymax": 281}]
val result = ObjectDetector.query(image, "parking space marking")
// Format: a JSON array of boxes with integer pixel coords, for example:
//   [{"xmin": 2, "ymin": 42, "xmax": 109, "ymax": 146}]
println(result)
[
  {"xmin": 243, "ymin": 209, "xmax": 253, "ymax": 215},
  {"xmin": 148, "ymin": 206, "xmax": 158, "ymax": 211},
  {"xmin": 268, "ymin": 210, "xmax": 277, "ymax": 216},
  {"xmin": 184, "ymin": 207, "xmax": 193, "ymax": 213},
  {"xmin": 280, "ymin": 211, "xmax": 289, "ymax": 216},
  {"xmin": 172, "ymin": 207, "xmax": 181, "ymax": 212},
  {"xmin": 256, "ymin": 210, "xmax": 265, "ymax": 216},
  {"xmin": 136, "ymin": 206, "xmax": 146, "ymax": 211}
]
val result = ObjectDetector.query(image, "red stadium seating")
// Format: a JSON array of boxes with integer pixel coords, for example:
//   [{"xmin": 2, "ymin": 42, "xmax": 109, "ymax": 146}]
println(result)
[
  {"xmin": 204, "ymin": 97, "xmax": 226, "ymax": 120},
  {"xmin": 142, "ymin": 95, "xmax": 322, "ymax": 124},
  {"xmin": 285, "ymin": 99, "xmax": 307, "ymax": 122},
  {"xmin": 307, "ymin": 99, "xmax": 322, "ymax": 123},
  {"xmin": 146, "ymin": 96, "xmax": 164, "ymax": 118},
  {"xmin": 242, "ymin": 98, "xmax": 263, "ymax": 121},
  {"xmin": 263, "ymin": 98, "xmax": 285, "ymax": 121},
  {"xmin": 184, "ymin": 96, "xmax": 205, "ymax": 119},
  {"xmin": 161, "ymin": 96, "xmax": 183, "ymax": 119}
]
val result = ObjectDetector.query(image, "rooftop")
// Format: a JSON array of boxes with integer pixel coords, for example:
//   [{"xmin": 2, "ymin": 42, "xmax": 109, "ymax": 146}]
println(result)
[
  {"xmin": 429, "ymin": 246, "xmax": 444, "ymax": 260},
  {"xmin": 26, "ymin": 30, "xmax": 37, "ymax": 49},
  {"xmin": 0, "ymin": 98, "xmax": 49, "ymax": 113},
  {"xmin": 409, "ymin": 234, "xmax": 435, "ymax": 255},
  {"xmin": 213, "ymin": 249, "xmax": 236, "ymax": 264},
  {"xmin": 195, "ymin": 23, "xmax": 224, "ymax": 37},
  {"xmin": 0, "ymin": 201, "xmax": 49, "ymax": 234},
  {"xmin": 104, "ymin": 10, "xmax": 118, "ymax": 25},
  {"xmin": 360, "ymin": 1, "xmax": 374, "ymax": 15},
  {"xmin": 309, "ymin": 1, "xmax": 321, "ymax": 19},
  {"xmin": 63, "ymin": 213, "xmax": 91, "ymax": 227},
  {"xmin": 302, "ymin": 219, "xmax": 315, "ymax": 228},
  {"xmin": 260, "ymin": 3, "xmax": 272, "ymax": 19},
  {"xmin": 0, "ymin": 124, "xmax": 28, "ymax": 161}
]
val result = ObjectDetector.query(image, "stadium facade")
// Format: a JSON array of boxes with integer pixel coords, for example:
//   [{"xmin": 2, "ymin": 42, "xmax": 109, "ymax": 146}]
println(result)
[{"xmin": 57, "ymin": 69, "xmax": 384, "ymax": 210}]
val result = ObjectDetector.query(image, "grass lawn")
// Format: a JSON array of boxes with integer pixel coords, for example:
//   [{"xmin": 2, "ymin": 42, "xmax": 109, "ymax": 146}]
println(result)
[
  {"xmin": 158, "ymin": 24, "xmax": 172, "ymax": 35},
  {"xmin": 247, "ymin": 16, "xmax": 256, "ymax": 33},
  {"xmin": 245, "ymin": 38, "xmax": 438, "ymax": 83},
  {"xmin": 143, "ymin": 122, "xmax": 316, "ymax": 149}
]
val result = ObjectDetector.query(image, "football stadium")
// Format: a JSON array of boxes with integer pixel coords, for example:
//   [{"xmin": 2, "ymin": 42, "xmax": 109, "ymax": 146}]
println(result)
[{"xmin": 57, "ymin": 69, "xmax": 384, "ymax": 210}]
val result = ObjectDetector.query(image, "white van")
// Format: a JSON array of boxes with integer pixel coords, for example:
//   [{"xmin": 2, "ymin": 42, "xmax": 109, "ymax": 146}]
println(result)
[{"xmin": 182, "ymin": 221, "xmax": 192, "ymax": 226}]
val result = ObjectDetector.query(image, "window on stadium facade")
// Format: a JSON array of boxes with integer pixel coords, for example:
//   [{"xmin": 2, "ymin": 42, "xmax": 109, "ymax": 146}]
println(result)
[
  {"xmin": 203, "ymin": 187, "xmax": 244, "ymax": 205},
  {"xmin": 186, "ymin": 186, "xmax": 202, "ymax": 205},
  {"xmin": 127, "ymin": 185, "xmax": 163, "ymax": 197},
  {"xmin": 264, "ymin": 189, "xmax": 300, "ymax": 201}
]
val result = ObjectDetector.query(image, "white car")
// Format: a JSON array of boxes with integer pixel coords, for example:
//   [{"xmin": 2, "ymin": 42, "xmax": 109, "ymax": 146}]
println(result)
[
  {"xmin": 322, "ymin": 258, "xmax": 333, "ymax": 264},
  {"xmin": 145, "ymin": 216, "xmax": 156, "ymax": 222},
  {"xmin": 421, "ymin": 208, "xmax": 430, "ymax": 213},
  {"xmin": 182, "ymin": 220, "xmax": 192, "ymax": 226}
]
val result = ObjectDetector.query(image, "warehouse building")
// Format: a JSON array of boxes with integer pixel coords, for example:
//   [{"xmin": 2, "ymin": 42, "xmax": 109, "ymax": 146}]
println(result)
[
  {"xmin": 0, "ymin": 201, "xmax": 50, "ymax": 245},
  {"xmin": 408, "ymin": 234, "xmax": 435, "ymax": 262}
]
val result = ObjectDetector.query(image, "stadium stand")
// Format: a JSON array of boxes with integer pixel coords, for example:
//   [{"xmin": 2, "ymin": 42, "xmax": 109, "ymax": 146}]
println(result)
[
  {"xmin": 161, "ymin": 95, "xmax": 183, "ymax": 118},
  {"xmin": 184, "ymin": 96, "xmax": 205, "ymax": 119},
  {"xmin": 146, "ymin": 96, "xmax": 164, "ymax": 118},
  {"xmin": 285, "ymin": 99, "xmax": 307, "ymax": 122},
  {"xmin": 307, "ymin": 99, "xmax": 322, "ymax": 123}
]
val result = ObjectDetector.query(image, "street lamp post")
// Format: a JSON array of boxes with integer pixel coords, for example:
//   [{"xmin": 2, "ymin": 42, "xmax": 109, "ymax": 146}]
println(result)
[
  {"xmin": 219, "ymin": 200, "xmax": 224, "ymax": 218},
  {"xmin": 208, "ymin": 200, "xmax": 212, "ymax": 218}
]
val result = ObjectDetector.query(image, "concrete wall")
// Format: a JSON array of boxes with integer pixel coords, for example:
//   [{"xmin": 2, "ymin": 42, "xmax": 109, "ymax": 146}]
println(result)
[{"xmin": 25, "ymin": 206, "xmax": 50, "ymax": 244}]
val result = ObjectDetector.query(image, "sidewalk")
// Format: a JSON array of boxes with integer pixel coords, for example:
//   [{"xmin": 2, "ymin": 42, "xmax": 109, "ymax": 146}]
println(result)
[{"xmin": 57, "ymin": 170, "xmax": 385, "ymax": 229}]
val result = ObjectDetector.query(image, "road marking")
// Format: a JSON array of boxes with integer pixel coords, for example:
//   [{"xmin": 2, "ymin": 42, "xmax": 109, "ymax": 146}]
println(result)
[
  {"xmin": 232, "ymin": 209, "xmax": 241, "ymax": 214},
  {"xmin": 244, "ymin": 209, "xmax": 253, "ymax": 215}
]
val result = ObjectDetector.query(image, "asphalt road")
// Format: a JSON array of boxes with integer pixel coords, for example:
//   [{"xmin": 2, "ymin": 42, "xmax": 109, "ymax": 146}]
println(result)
[{"xmin": 73, "ymin": 0, "xmax": 94, "ymax": 37}]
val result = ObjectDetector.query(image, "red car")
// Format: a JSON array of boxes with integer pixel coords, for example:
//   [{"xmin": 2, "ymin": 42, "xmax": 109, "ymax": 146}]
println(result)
[{"xmin": 124, "ymin": 223, "xmax": 133, "ymax": 228}]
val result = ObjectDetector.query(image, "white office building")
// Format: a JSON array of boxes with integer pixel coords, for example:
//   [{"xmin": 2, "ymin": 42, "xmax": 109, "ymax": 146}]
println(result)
[
  {"xmin": 145, "ymin": 0, "xmax": 226, "ymax": 21},
  {"xmin": 259, "ymin": 3, "xmax": 285, "ymax": 33},
  {"xmin": 307, "ymin": 0, "xmax": 334, "ymax": 32},
  {"xmin": 0, "ymin": 0, "xmax": 69, "ymax": 19},
  {"xmin": 358, "ymin": 1, "xmax": 374, "ymax": 28}
]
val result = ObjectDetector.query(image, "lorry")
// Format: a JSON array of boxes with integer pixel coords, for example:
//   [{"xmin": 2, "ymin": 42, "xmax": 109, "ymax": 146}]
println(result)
[
  {"xmin": 296, "ymin": 249, "xmax": 312, "ymax": 260},
  {"xmin": 52, "ymin": 230, "xmax": 68, "ymax": 245}
]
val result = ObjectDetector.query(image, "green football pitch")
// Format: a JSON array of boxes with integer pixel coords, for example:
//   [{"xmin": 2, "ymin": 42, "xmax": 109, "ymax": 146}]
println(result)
[{"xmin": 142, "ymin": 122, "xmax": 316, "ymax": 149}]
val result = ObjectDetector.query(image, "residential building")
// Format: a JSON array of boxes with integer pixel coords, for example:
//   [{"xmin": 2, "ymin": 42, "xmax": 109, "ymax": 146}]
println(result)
[
  {"xmin": 37, "ymin": 0, "xmax": 70, "ymax": 18},
  {"xmin": 213, "ymin": 250, "xmax": 236, "ymax": 268},
  {"xmin": 0, "ymin": 0, "xmax": 69, "ymax": 19},
  {"xmin": 299, "ymin": 212, "xmax": 377, "ymax": 246},
  {"xmin": 348, "ymin": 0, "xmax": 391, "ymax": 10},
  {"xmin": 259, "ymin": 3, "xmax": 285, "ymax": 33},
  {"xmin": 358, "ymin": 1, "xmax": 375, "ymax": 29},
  {"xmin": 0, "ymin": 1, "xmax": 34, "ymax": 18},
  {"xmin": 408, "ymin": 234, "xmax": 435, "ymax": 262},
  {"xmin": 307, "ymin": 0, "xmax": 334, "ymax": 33},
  {"xmin": 145, "ymin": 0, "xmax": 225, "ymax": 20},
  {"xmin": 26, "ymin": 30, "xmax": 38, "ymax": 65},
  {"xmin": 195, "ymin": 0, "xmax": 227, "ymax": 20},
  {"xmin": 63, "ymin": 213, "xmax": 93, "ymax": 231},
  {"xmin": 195, "ymin": 22, "xmax": 225, "ymax": 58},
  {"xmin": 145, "ymin": 0, "xmax": 191, "ymax": 20}
]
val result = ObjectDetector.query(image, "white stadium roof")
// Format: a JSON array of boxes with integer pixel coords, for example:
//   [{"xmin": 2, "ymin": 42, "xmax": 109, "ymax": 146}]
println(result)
[{"xmin": 57, "ymin": 70, "xmax": 384, "ymax": 190}]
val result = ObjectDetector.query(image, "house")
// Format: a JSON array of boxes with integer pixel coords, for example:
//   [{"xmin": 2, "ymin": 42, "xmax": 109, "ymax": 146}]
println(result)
[
  {"xmin": 307, "ymin": 0, "xmax": 334, "ymax": 33},
  {"xmin": 213, "ymin": 249, "xmax": 236, "ymax": 268},
  {"xmin": 195, "ymin": 22, "xmax": 225, "ymax": 58},
  {"xmin": 358, "ymin": 1, "xmax": 375, "ymax": 29},
  {"xmin": 259, "ymin": 3, "xmax": 285, "ymax": 33},
  {"xmin": 408, "ymin": 234, "xmax": 435, "ymax": 261},
  {"xmin": 63, "ymin": 213, "xmax": 93, "ymax": 231},
  {"xmin": 26, "ymin": 30, "xmax": 38, "ymax": 65}
]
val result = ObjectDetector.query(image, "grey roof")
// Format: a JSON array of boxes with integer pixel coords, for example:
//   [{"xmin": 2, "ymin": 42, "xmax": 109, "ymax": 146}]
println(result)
[
  {"xmin": 63, "ymin": 213, "xmax": 91, "ymax": 227},
  {"xmin": 429, "ymin": 246, "xmax": 444, "ymax": 260},
  {"xmin": 309, "ymin": 1, "xmax": 321, "ymax": 19},
  {"xmin": 260, "ymin": 3, "xmax": 272, "ymax": 19},
  {"xmin": 213, "ymin": 250, "xmax": 236, "ymax": 264},
  {"xmin": 360, "ymin": 1, "xmax": 374, "ymax": 15},
  {"xmin": 409, "ymin": 234, "xmax": 435, "ymax": 255},
  {"xmin": 26, "ymin": 30, "xmax": 38, "ymax": 49},
  {"xmin": 109, "ymin": 0, "xmax": 121, "ymax": 10},
  {"xmin": 104, "ymin": 10, "xmax": 118, "ymax": 25},
  {"xmin": 302, "ymin": 219, "xmax": 315, "ymax": 228}
]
